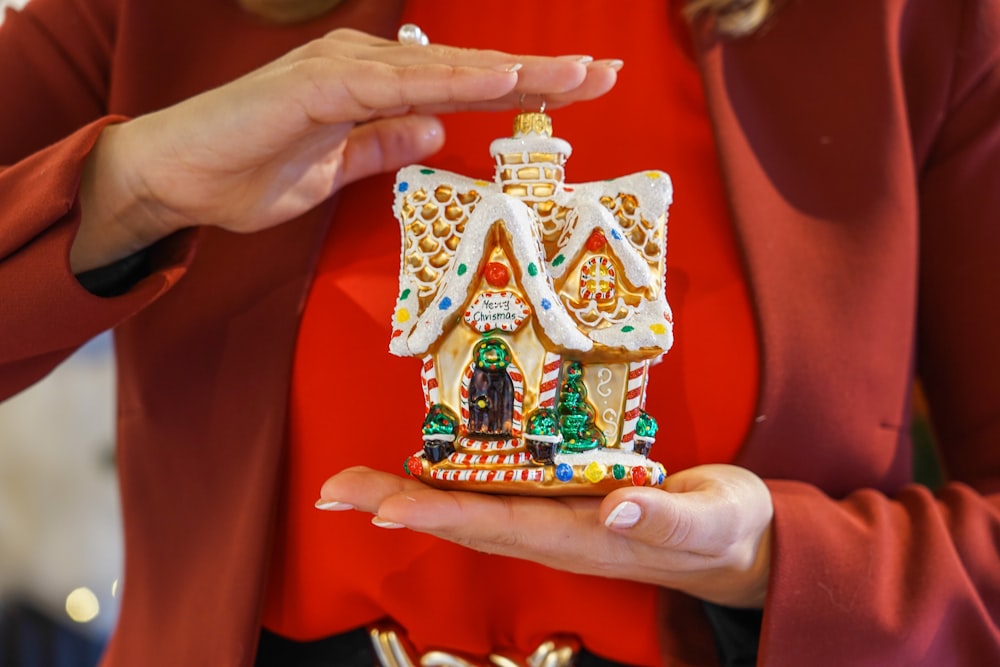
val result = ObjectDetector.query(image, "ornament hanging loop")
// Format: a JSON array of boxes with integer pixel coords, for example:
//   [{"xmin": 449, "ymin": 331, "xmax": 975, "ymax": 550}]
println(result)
[{"xmin": 518, "ymin": 93, "xmax": 546, "ymax": 114}]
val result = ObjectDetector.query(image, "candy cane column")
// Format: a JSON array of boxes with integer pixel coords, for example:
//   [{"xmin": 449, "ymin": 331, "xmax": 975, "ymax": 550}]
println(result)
[
  {"xmin": 618, "ymin": 360, "xmax": 648, "ymax": 451},
  {"xmin": 538, "ymin": 352, "xmax": 562, "ymax": 409},
  {"xmin": 420, "ymin": 354, "xmax": 439, "ymax": 409}
]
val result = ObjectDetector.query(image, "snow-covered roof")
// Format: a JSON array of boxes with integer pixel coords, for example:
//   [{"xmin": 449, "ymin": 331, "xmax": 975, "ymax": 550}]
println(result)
[
  {"xmin": 389, "ymin": 124, "xmax": 674, "ymax": 359},
  {"xmin": 390, "ymin": 167, "xmax": 592, "ymax": 357},
  {"xmin": 549, "ymin": 171, "xmax": 672, "ymax": 291}
]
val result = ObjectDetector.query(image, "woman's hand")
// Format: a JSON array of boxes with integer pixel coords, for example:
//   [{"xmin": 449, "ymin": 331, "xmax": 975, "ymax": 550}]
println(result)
[
  {"xmin": 72, "ymin": 28, "xmax": 620, "ymax": 272},
  {"xmin": 318, "ymin": 463, "xmax": 774, "ymax": 609}
]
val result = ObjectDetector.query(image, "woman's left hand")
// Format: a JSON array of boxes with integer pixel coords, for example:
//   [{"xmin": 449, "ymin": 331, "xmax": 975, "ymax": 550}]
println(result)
[{"xmin": 319, "ymin": 463, "xmax": 773, "ymax": 608}]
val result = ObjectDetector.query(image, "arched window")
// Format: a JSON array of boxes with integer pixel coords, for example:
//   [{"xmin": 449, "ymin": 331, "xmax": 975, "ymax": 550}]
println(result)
[{"xmin": 580, "ymin": 256, "xmax": 616, "ymax": 301}]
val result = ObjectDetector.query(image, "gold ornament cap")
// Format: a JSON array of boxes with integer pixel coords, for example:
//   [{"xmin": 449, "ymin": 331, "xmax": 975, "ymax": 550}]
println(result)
[{"xmin": 513, "ymin": 111, "xmax": 553, "ymax": 138}]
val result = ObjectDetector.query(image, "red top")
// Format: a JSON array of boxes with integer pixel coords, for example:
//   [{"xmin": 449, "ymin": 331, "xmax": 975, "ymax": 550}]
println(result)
[{"xmin": 266, "ymin": 2, "xmax": 758, "ymax": 663}]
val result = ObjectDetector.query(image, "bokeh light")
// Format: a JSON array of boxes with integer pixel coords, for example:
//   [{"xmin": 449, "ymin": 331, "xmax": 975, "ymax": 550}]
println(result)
[{"xmin": 65, "ymin": 587, "xmax": 100, "ymax": 623}]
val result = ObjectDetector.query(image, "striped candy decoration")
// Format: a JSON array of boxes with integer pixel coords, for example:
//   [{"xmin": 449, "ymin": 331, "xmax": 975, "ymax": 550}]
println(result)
[
  {"xmin": 420, "ymin": 355, "xmax": 439, "ymax": 408},
  {"xmin": 448, "ymin": 451, "xmax": 532, "ymax": 467},
  {"xmin": 638, "ymin": 359, "xmax": 650, "ymax": 409},
  {"xmin": 619, "ymin": 361, "xmax": 648, "ymax": 450},
  {"xmin": 459, "ymin": 363, "xmax": 473, "ymax": 427},
  {"xmin": 430, "ymin": 468, "xmax": 545, "ymax": 483},
  {"xmin": 509, "ymin": 367, "xmax": 524, "ymax": 436},
  {"xmin": 538, "ymin": 352, "xmax": 562, "ymax": 409},
  {"xmin": 458, "ymin": 437, "xmax": 521, "ymax": 452}
]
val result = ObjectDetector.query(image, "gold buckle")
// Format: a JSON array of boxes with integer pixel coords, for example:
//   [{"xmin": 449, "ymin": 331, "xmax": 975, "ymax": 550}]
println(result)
[{"xmin": 369, "ymin": 623, "xmax": 579, "ymax": 667}]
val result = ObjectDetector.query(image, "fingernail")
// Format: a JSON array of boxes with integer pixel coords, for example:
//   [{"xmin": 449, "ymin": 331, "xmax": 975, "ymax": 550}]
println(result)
[
  {"xmin": 605, "ymin": 501, "xmax": 642, "ymax": 529},
  {"xmin": 372, "ymin": 517, "xmax": 406, "ymax": 529},
  {"xmin": 315, "ymin": 499, "xmax": 354, "ymax": 511},
  {"xmin": 558, "ymin": 54, "xmax": 594, "ymax": 64},
  {"xmin": 594, "ymin": 58, "xmax": 625, "ymax": 72},
  {"xmin": 494, "ymin": 63, "xmax": 523, "ymax": 73}
]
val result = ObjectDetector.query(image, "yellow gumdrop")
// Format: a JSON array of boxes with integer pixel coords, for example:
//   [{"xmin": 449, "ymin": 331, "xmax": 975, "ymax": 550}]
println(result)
[
  {"xmin": 396, "ymin": 308, "xmax": 410, "ymax": 323},
  {"xmin": 584, "ymin": 461, "xmax": 605, "ymax": 483},
  {"xmin": 649, "ymin": 323, "xmax": 666, "ymax": 335}
]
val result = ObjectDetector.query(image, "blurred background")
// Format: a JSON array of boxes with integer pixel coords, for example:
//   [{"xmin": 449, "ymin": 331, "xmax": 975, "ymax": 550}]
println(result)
[
  {"xmin": 2, "ymin": 5, "xmax": 120, "ymax": 665},
  {"xmin": 0, "ymin": 336, "xmax": 119, "ymax": 667}
]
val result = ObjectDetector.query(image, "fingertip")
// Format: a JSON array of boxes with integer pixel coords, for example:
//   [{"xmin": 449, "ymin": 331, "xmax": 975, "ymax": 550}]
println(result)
[
  {"xmin": 413, "ymin": 114, "xmax": 445, "ymax": 152},
  {"xmin": 584, "ymin": 62, "xmax": 619, "ymax": 96},
  {"xmin": 371, "ymin": 491, "xmax": 432, "ymax": 533},
  {"xmin": 600, "ymin": 487, "xmax": 689, "ymax": 546},
  {"xmin": 372, "ymin": 516, "xmax": 407, "ymax": 529},
  {"xmin": 605, "ymin": 500, "xmax": 643, "ymax": 529},
  {"xmin": 388, "ymin": 113, "xmax": 447, "ymax": 163},
  {"xmin": 593, "ymin": 58, "xmax": 624, "ymax": 72},
  {"xmin": 315, "ymin": 499, "xmax": 354, "ymax": 511},
  {"xmin": 601, "ymin": 485, "xmax": 664, "ymax": 528}
]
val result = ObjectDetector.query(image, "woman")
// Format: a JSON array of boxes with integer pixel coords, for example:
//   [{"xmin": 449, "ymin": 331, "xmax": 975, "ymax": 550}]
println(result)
[{"xmin": 0, "ymin": 0, "xmax": 997, "ymax": 665}]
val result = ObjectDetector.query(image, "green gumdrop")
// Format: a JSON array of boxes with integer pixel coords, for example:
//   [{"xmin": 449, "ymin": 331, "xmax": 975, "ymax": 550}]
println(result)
[
  {"xmin": 527, "ymin": 408, "xmax": 559, "ymax": 436},
  {"xmin": 422, "ymin": 404, "xmax": 458, "ymax": 435},
  {"xmin": 636, "ymin": 411, "xmax": 659, "ymax": 438}
]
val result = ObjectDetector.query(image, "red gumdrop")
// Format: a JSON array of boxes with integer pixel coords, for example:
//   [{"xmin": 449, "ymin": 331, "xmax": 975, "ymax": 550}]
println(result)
[
  {"xmin": 586, "ymin": 229, "xmax": 607, "ymax": 252},
  {"xmin": 484, "ymin": 262, "xmax": 510, "ymax": 287},
  {"xmin": 406, "ymin": 456, "xmax": 424, "ymax": 477},
  {"xmin": 630, "ymin": 466, "xmax": 648, "ymax": 486}
]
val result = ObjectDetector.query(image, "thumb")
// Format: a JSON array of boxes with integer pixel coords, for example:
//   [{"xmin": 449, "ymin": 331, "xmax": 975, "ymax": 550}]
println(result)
[
  {"xmin": 600, "ymin": 485, "xmax": 745, "ymax": 556},
  {"xmin": 337, "ymin": 114, "xmax": 445, "ymax": 187}
]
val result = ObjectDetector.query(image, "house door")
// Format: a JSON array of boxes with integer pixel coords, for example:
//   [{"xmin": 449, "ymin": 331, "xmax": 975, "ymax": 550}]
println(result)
[{"xmin": 468, "ymin": 367, "xmax": 514, "ymax": 435}]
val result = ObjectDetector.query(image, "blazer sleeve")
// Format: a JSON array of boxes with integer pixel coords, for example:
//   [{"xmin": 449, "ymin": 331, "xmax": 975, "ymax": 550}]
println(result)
[
  {"xmin": 759, "ymin": 3, "xmax": 1000, "ymax": 665},
  {"xmin": 0, "ymin": 0, "xmax": 194, "ymax": 400}
]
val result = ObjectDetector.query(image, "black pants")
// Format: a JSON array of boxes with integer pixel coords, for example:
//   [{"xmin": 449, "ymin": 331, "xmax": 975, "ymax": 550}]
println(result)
[{"xmin": 254, "ymin": 628, "xmax": 638, "ymax": 667}]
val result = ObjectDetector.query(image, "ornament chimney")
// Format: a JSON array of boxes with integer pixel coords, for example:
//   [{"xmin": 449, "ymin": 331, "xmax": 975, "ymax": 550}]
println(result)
[{"xmin": 490, "ymin": 112, "xmax": 572, "ymax": 202}]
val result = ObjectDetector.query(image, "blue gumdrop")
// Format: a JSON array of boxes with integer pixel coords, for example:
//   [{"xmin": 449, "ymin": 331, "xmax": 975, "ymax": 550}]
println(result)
[
  {"xmin": 541, "ymin": 298, "xmax": 552, "ymax": 311},
  {"xmin": 439, "ymin": 297, "xmax": 452, "ymax": 310},
  {"xmin": 399, "ymin": 181, "xmax": 409, "ymax": 193},
  {"xmin": 555, "ymin": 463, "xmax": 574, "ymax": 482},
  {"xmin": 611, "ymin": 228, "xmax": 622, "ymax": 240}
]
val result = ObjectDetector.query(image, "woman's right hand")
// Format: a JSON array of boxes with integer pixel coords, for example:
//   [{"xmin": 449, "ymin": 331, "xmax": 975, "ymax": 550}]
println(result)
[{"xmin": 72, "ymin": 28, "xmax": 621, "ymax": 272}]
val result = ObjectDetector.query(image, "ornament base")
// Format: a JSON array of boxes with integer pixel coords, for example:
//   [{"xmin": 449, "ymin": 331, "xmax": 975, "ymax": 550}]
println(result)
[{"xmin": 404, "ymin": 443, "xmax": 667, "ymax": 497}]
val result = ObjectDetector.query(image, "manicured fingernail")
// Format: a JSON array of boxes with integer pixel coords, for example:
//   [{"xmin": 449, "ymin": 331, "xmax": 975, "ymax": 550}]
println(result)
[
  {"xmin": 494, "ymin": 63, "xmax": 523, "ymax": 73},
  {"xmin": 315, "ymin": 499, "xmax": 354, "ymax": 511},
  {"xmin": 605, "ymin": 501, "xmax": 642, "ymax": 528},
  {"xmin": 595, "ymin": 58, "xmax": 625, "ymax": 72},
  {"xmin": 559, "ymin": 54, "xmax": 594, "ymax": 64},
  {"xmin": 372, "ymin": 517, "xmax": 406, "ymax": 529}
]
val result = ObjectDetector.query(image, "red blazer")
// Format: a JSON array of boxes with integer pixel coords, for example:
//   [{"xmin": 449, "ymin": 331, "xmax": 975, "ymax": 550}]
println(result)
[{"xmin": 1, "ymin": 0, "xmax": 998, "ymax": 665}]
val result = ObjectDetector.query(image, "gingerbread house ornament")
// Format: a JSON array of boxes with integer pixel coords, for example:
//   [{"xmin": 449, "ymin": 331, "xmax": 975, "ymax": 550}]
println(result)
[{"xmin": 389, "ymin": 111, "xmax": 673, "ymax": 495}]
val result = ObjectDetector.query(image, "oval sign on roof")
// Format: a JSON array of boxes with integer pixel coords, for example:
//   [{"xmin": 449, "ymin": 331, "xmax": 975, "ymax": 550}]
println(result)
[{"xmin": 463, "ymin": 291, "xmax": 530, "ymax": 333}]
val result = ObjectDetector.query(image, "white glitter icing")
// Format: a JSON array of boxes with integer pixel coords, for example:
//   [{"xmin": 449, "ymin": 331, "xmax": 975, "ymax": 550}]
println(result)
[
  {"xmin": 489, "ymin": 136, "xmax": 573, "ymax": 161},
  {"xmin": 422, "ymin": 433, "xmax": 456, "ymax": 442},
  {"xmin": 524, "ymin": 433, "xmax": 563, "ymax": 444},
  {"xmin": 588, "ymin": 296, "xmax": 674, "ymax": 352},
  {"xmin": 555, "ymin": 449, "xmax": 656, "ymax": 468}
]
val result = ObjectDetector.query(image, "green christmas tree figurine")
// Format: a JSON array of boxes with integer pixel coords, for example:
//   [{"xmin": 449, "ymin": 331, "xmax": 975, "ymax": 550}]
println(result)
[{"xmin": 557, "ymin": 362, "xmax": 606, "ymax": 452}]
